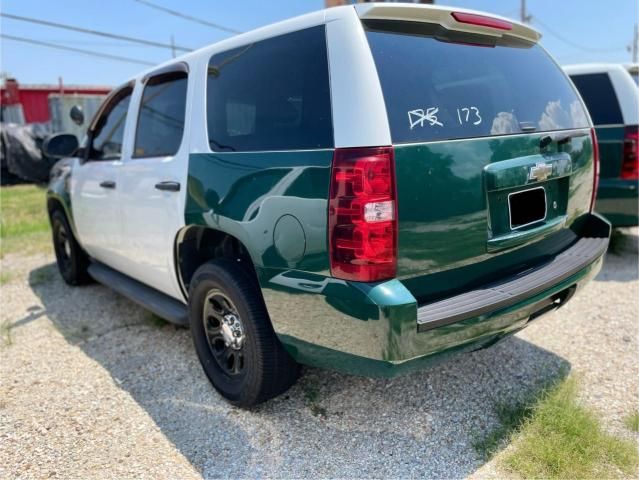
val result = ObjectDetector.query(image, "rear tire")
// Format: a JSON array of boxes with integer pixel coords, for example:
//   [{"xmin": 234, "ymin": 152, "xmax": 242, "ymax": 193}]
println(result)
[
  {"xmin": 50, "ymin": 209, "xmax": 92, "ymax": 286},
  {"xmin": 189, "ymin": 259, "xmax": 299, "ymax": 407}
]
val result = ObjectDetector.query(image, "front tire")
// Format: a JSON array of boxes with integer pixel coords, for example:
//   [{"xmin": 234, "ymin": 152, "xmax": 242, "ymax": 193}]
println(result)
[
  {"xmin": 189, "ymin": 259, "xmax": 299, "ymax": 407},
  {"xmin": 50, "ymin": 209, "xmax": 92, "ymax": 286}
]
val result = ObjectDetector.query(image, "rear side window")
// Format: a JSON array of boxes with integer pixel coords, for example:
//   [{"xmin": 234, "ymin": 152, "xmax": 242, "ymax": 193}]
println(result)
[
  {"xmin": 569, "ymin": 73, "xmax": 623, "ymax": 125},
  {"xmin": 365, "ymin": 21, "xmax": 590, "ymax": 144},
  {"xmin": 134, "ymin": 71, "xmax": 188, "ymax": 158},
  {"xmin": 206, "ymin": 26, "xmax": 333, "ymax": 152}
]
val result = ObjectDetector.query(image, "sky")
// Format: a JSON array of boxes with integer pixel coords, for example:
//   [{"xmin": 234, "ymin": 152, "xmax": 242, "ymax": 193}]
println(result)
[{"xmin": 1, "ymin": 0, "xmax": 637, "ymax": 86}]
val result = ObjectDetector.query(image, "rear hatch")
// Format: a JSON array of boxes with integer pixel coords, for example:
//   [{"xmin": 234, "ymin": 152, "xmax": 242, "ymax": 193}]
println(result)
[{"xmin": 360, "ymin": 8, "xmax": 596, "ymax": 302}]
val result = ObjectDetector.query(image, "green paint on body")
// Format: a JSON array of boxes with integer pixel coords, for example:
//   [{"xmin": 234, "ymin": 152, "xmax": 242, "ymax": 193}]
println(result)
[{"xmin": 184, "ymin": 140, "xmax": 608, "ymax": 376}]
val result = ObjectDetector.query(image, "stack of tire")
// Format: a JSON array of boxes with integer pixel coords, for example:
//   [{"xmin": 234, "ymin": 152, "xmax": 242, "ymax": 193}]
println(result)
[{"xmin": 0, "ymin": 122, "xmax": 56, "ymax": 184}]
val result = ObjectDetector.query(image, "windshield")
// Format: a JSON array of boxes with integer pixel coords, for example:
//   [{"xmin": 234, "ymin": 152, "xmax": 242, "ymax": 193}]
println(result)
[{"xmin": 365, "ymin": 21, "xmax": 590, "ymax": 144}]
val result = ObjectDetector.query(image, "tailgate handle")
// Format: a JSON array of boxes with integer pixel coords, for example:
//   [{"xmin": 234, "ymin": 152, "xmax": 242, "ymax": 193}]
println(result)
[
  {"xmin": 155, "ymin": 181, "xmax": 180, "ymax": 192},
  {"xmin": 99, "ymin": 180, "xmax": 116, "ymax": 189}
]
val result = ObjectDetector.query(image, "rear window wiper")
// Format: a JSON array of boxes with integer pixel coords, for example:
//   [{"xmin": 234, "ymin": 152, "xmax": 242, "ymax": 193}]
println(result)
[
  {"xmin": 539, "ymin": 130, "xmax": 589, "ymax": 149},
  {"xmin": 519, "ymin": 122, "xmax": 537, "ymax": 132}
]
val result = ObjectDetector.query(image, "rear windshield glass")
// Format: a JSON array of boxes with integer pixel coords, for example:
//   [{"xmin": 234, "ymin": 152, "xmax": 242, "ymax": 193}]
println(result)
[
  {"xmin": 365, "ymin": 21, "xmax": 590, "ymax": 144},
  {"xmin": 569, "ymin": 73, "xmax": 623, "ymax": 125}
]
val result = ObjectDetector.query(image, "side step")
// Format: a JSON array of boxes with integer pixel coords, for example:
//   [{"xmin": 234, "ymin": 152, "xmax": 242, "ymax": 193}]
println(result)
[{"xmin": 88, "ymin": 262, "xmax": 189, "ymax": 327}]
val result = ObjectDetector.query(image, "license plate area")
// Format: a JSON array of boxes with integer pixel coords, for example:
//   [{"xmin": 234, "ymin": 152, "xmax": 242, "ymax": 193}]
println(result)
[{"xmin": 508, "ymin": 187, "xmax": 546, "ymax": 230}]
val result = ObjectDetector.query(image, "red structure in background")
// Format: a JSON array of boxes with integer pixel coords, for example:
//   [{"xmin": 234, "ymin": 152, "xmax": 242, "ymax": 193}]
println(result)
[{"xmin": 1, "ymin": 78, "xmax": 111, "ymax": 123}]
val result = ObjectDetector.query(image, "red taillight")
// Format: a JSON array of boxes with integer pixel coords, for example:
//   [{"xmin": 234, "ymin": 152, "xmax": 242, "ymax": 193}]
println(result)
[
  {"xmin": 451, "ymin": 12, "xmax": 513, "ymax": 31},
  {"xmin": 621, "ymin": 126, "xmax": 639, "ymax": 180},
  {"xmin": 329, "ymin": 146, "xmax": 397, "ymax": 282},
  {"xmin": 590, "ymin": 128, "xmax": 600, "ymax": 212}
]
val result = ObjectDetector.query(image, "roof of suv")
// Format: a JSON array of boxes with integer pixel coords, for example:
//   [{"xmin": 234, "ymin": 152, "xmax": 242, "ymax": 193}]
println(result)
[
  {"xmin": 132, "ymin": 4, "xmax": 540, "ymax": 82},
  {"xmin": 563, "ymin": 63, "xmax": 633, "ymax": 75}
]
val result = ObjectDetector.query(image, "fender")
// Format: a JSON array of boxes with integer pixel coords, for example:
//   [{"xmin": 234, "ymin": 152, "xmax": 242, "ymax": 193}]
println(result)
[{"xmin": 47, "ymin": 157, "xmax": 79, "ymax": 239}]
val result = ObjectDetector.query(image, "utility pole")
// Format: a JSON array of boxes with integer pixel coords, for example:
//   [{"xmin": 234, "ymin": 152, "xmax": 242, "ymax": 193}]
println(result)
[
  {"xmin": 520, "ymin": 0, "xmax": 532, "ymax": 24},
  {"xmin": 170, "ymin": 34, "xmax": 176, "ymax": 58}
]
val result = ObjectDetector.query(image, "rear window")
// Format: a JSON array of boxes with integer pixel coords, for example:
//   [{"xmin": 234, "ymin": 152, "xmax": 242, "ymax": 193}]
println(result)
[
  {"xmin": 206, "ymin": 26, "xmax": 333, "ymax": 152},
  {"xmin": 569, "ymin": 73, "xmax": 624, "ymax": 125},
  {"xmin": 365, "ymin": 21, "xmax": 590, "ymax": 144}
]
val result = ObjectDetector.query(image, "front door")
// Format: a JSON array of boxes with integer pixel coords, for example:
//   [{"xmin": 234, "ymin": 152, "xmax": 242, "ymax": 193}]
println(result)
[
  {"xmin": 71, "ymin": 85, "xmax": 133, "ymax": 271},
  {"xmin": 116, "ymin": 66, "xmax": 190, "ymax": 300}
]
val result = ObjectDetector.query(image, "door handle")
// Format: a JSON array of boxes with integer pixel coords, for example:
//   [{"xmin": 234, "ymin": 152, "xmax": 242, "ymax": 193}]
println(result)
[
  {"xmin": 99, "ymin": 180, "xmax": 116, "ymax": 189},
  {"xmin": 155, "ymin": 181, "xmax": 180, "ymax": 192}
]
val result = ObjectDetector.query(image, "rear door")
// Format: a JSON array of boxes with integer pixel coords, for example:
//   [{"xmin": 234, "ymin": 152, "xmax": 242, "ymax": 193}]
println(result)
[
  {"xmin": 363, "ymin": 20, "xmax": 594, "ymax": 300},
  {"xmin": 116, "ymin": 65, "xmax": 190, "ymax": 300},
  {"xmin": 72, "ymin": 84, "xmax": 133, "ymax": 270}
]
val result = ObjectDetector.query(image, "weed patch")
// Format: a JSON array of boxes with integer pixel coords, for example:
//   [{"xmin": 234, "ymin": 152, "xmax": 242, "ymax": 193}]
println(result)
[{"xmin": 501, "ymin": 376, "xmax": 638, "ymax": 478}]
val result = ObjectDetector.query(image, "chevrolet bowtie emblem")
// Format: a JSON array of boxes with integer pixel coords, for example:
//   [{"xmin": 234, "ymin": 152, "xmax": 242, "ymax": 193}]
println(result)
[{"xmin": 529, "ymin": 162, "xmax": 553, "ymax": 182}]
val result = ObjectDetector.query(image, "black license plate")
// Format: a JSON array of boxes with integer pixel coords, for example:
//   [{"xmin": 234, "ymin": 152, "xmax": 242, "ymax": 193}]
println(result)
[{"xmin": 509, "ymin": 187, "xmax": 546, "ymax": 229}]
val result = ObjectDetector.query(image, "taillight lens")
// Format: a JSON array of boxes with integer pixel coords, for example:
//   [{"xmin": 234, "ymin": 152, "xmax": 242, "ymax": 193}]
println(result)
[
  {"xmin": 590, "ymin": 128, "xmax": 599, "ymax": 212},
  {"xmin": 621, "ymin": 126, "xmax": 639, "ymax": 180},
  {"xmin": 328, "ymin": 146, "xmax": 397, "ymax": 282}
]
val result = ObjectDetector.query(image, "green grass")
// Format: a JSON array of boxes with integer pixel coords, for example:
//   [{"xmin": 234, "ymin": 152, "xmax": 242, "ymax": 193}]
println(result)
[
  {"xmin": 624, "ymin": 411, "xmax": 639, "ymax": 433},
  {"xmin": 1, "ymin": 319, "xmax": 14, "ymax": 346},
  {"xmin": 500, "ymin": 376, "xmax": 638, "ymax": 479},
  {"xmin": 0, "ymin": 270, "xmax": 13, "ymax": 286},
  {"xmin": 302, "ymin": 382, "xmax": 328, "ymax": 417},
  {"xmin": 0, "ymin": 184, "xmax": 52, "ymax": 257}
]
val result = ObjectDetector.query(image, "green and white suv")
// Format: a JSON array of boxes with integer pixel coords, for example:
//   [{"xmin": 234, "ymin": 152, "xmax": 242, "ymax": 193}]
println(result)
[{"xmin": 45, "ymin": 4, "xmax": 610, "ymax": 406}]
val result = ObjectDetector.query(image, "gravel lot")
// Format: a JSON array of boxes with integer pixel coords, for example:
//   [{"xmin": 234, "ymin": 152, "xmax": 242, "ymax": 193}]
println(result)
[{"xmin": 1, "ymin": 228, "xmax": 637, "ymax": 479}]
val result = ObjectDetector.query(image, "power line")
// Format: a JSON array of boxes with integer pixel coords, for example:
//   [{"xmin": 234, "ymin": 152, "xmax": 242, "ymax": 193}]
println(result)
[
  {"xmin": 0, "ymin": 34, "xmax": 156, "ymax": 66},
  {"xmin": 533, "ymin": 17, "xmax": 626, "ymax": 53},
  {"xmin": 1, "ymin": 13, "xmax": 193, "ymax": 52},
  {"xmin": 132, "ymin": 0, "xmax": 242, "ymax": 34}
]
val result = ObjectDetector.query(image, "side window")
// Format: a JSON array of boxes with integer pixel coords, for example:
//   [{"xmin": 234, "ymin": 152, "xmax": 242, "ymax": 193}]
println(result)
[
  {"xmin": 206, "ymin": 26, "xmax": 333, "ymax": 152},
  {"xmin": 569, "ymin": 73, "xmax": 623, "ymax": 125},
  {"xmin": 134, "ymin": 71, "xmax": 188, "ymax": 158},
  {"xmin": 89, "ymin": 87, "xmax": 132, "ymax": 161}
]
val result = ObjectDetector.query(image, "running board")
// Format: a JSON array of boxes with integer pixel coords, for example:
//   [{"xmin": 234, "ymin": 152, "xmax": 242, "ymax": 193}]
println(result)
[{"xmin": 88, "ymin": 262, "xmax": 189, "ymax": 326}]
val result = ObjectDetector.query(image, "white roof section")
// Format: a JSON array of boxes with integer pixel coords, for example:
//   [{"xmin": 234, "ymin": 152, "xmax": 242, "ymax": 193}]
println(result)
[
  {"xmin": 131, "ymin": 3, "xmax": 541, "ymax": 83},
  {"xmin": 563, "ymin": 63, "xmax": 630, "ymax": 75}
]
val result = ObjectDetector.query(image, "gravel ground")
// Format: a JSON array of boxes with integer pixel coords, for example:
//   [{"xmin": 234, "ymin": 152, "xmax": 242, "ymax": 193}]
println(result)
[{"xmin": 1, "ymin": 228, "xmax": 637, "ymax": 479}]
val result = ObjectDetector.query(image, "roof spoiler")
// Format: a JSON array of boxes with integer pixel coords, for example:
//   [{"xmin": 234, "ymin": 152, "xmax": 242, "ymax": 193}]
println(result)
[{"xmin": 355, "ymin": 4, "xmax": 541, "ymax": 44}]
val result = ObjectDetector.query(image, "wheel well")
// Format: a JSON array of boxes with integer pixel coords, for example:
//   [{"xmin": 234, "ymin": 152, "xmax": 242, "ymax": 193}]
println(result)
[
  {"xmin": 47, "ymin": 197, "xmax": 65, "ymax": 217},
  {"xmin": 176, "ymin": 226, "xmax": 257, "ymax": 295}
]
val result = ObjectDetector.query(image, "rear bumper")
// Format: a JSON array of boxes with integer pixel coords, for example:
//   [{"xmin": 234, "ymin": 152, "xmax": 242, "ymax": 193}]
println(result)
[
  {"xmin": 595, "ymin": 178, "xmax": 639, "ymax": 227},
  {"xmin": 417, "ymin": 233, "xmax": 608, "ymax": 332},
  {"xmin": 263, "ymin": 214, "xmax": 610, "ymax": 377}
]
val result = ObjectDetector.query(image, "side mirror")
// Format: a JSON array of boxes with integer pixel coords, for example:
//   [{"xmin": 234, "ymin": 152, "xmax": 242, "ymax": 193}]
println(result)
[
  {"xmin": 43, "ymin": 133, "xmax": 79, "ymax": 159},
  {"xmin": 69, "ymin": 105, "xmax": 84, "ymax": 126}
]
